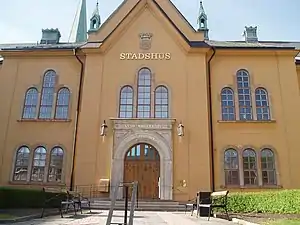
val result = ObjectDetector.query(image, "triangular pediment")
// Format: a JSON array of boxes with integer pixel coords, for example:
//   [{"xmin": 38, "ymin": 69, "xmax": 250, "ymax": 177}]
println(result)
[{"xmin": 88, "ymin": 0, "xmax": 205, "ymax": 44}]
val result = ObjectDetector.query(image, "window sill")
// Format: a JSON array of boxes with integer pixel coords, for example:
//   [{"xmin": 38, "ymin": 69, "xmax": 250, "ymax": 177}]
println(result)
[
  {"xmin": 9, "ymin": 181, "xmax": 66, "ymax": 186},
  {"xmin": 217, "ymin": 120, "xmax": 276, "ymax": 124},
  {"xmin": 17, "ymin": 119, "xmax": 71, "ymax": 122},
  {"xmin": 220, "ymin": 185, "xmax": 282, "ymax": 189}
]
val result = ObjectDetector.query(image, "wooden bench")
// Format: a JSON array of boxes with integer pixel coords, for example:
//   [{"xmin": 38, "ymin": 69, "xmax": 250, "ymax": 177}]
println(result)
[
  {"xmin": 197, "ymin": 190, "xmax": 229, "ymax": 221},
  {"xmin": 41, "ymin": 187, "xmax": 77, "ymax": 218}
]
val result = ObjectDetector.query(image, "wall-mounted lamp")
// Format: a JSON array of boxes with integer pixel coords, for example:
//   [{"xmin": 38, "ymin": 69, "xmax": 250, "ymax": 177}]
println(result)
[
  {"xmin": 180, "ymin": 179, "xmax": 187, "ymax": 187},
  {"xmin": 177, "ymin": 122, "xmax": 184, "ymax": 136},
  {"xmin": 100, "ymin": 120, "xmax": 108, "ymax": 136}
]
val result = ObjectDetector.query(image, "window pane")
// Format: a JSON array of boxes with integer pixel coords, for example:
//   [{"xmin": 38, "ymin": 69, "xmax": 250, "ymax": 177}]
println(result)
[
  {"xmin": 155, "ymin": 86, "xmax": 169, "ymax": 118},
  {"xmin": 119, "ymin": 86, "xmax": 134, "ymax": 118},
  {"xmin": 243, "ymin": 149, "xmax": 258, "ymax": 185},
  {"xmin": 221, "ymin": 88, "xmax": 235, "ymax": 121},
  {"xmin": 22, "ymin": 88, "xmax": 38, "ymax": 119},
  {"xmin": 13, "ymin": 147, "xmax": 30, "ymax": 181},
  {"xmin": 55, "ymin": 88, "xmax": 70, "ymax": 119},
  {"xmin": 255, "ymin": 88, "xmax": 270, "ymax": 121},
  {"xmin": 236, "ymin": 70, "xmax": 253, "ymax": 120},
  {"xmin": 261, "ymin": 149, "xmax": 276, "ymax": 185},
  {"xmin": 224, "ymin": 149, "xmax": 239, "ymax": 185},
  {"xmin": 31, "ymin": 147, "xmax": 47, "ymax": 182},
  {"xmin": 39, "ymin": 70, "xmax": 56, "ymax": 119},
  {"xmin": 48, "ymin": 147, "xmax": 64, "ymax": 182},
  {"xmin": 137, "ymin": 68, "xmax": 151, "ymax": 118}
]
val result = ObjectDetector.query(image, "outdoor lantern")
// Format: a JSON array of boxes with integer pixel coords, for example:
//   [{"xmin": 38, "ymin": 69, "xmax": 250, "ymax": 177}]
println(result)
[
  {"xmin": 177, "ymin": 122, "xmax": 184, "ymax": 136},
  {"xmin": 180, "ymin": 179, "xmax": 187, "ymax": 187},
  {"xmin": 100, "ymin": 120, "xmax": 108, "ymax": 136}
]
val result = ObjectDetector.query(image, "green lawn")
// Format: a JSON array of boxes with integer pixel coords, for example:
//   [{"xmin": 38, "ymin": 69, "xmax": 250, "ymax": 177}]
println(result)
[
  {"xmin": 0, "ymin": 214, "xmax": 16, "ymax": 219},
  {"xmin": 264, "ymin": 219, "xmax": 300, "ymax": 225}
]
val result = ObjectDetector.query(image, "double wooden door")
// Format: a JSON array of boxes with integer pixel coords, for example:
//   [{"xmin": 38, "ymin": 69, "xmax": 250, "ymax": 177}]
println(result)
[{"xmin": 123, "ymin": 143, "xmax": 160, "ymax": 199}]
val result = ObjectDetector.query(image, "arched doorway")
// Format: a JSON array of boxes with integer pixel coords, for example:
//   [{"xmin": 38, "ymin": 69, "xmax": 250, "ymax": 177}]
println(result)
[{"xmin": 123, "ymin": 143, "xmax": 160, "ymax": 199}]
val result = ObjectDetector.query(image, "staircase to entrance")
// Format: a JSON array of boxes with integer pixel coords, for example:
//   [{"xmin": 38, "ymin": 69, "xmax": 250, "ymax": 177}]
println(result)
[{"xmin": 90, "ymin": 198, "xmax": 187, "ymax": 211}]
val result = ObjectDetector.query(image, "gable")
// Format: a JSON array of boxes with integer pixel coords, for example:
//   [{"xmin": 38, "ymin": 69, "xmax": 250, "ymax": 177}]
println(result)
[
  {"xmin": 88, "ymin": 0, "xmax": 204, "ymax": 43},
  {"xmin": 98, "ymin": 5, "xmax": 193, "ymax": 58}
]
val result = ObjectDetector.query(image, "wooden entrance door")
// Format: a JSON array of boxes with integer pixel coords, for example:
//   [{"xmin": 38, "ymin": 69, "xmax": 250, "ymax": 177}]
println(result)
[{"xmin": 124, "ymin": 143, "xmax": 160, "ymax": 199}]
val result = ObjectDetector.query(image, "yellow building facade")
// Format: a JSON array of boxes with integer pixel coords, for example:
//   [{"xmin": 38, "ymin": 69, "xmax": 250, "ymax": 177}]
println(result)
[{"xmin": 1, "ymin": 0, "xmax": 300, "ymax": 201}]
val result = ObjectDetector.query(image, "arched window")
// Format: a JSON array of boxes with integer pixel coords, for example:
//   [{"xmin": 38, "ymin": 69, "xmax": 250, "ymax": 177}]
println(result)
[
  {"xmin": 55, "ymin": 87, "xmax": 70, "ymax": 119},
  {"xmin": 261, "ymin": 148, "xmax": 276, "ymax": 185},
  {"xmin": 221, "ymin": 88, "xmax": 235, "ymax": 120},
  {"xmin": 38, "ymin": 70, "xmax": 56, "ymax": 119},
  {"xmin": 13, "ymin": 146, "xmax": 30, "ymax": 181},
  {"xmin": 137, "ymin": 68, "xmax": 151, "ymax": 118},
  {"xmin": 48, "ymin": 147, "xmax": 64, "ymax": 182},
  {"xmin": 154, "ymin": 86, "xmax": 169, "ymax": 118},
  {"xmin": 31, "ymin": 147, "xmax": 47, "ymax": 182},
  {"xmin": 224, "ymin": 149, "xmax": 239, "ymax": 185},
  {"xmin": 255, "ymin": 88, "xmax": 270, "ymax": 120},
  {"xmin": 22, "ymin": 88, "xmax": 38, "ymax": 119},
  {"xmin": 236, "ymin": 69, "xmax": 252, "ymax": 120},
  {"xmin": 119, "ymin": 86, "xmax": 134, "ymax": 118},
  {"xmin": 243, "ymin": 149, "xmax": 257, "ymax": 185}
]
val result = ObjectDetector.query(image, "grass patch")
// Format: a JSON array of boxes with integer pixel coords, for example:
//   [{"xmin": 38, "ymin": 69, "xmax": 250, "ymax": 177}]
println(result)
[
  {"xmin": 0, "ymin": 214, "xmax": 16, "ymax": 219},
  {"xmin": 264, "ymin": 219, "xmax": 300, "ymax": 225}
]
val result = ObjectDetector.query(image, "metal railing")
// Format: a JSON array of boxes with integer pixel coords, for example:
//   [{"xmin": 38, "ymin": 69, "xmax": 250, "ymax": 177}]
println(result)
[{"xmin": 106, "ymin": 181, "xmax": 138, "ymax": 225}]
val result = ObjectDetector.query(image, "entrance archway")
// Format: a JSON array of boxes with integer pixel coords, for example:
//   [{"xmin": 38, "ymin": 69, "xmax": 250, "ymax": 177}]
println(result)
[
  {"xmin": 124, "ymin": 143, "xmax": 160, "ymax": 199},
  {"xmin": 110, "ymin": 130, "xmax": 173, "ymax": 200}
]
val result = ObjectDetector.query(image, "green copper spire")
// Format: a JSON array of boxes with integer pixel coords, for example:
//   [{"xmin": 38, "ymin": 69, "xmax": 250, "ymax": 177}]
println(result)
[
  {"xmin": 89, "ymin": 1, "xmax": 101, "ymax": 31},
  {"xmin": 76, "ymin": 0, "xmax": 87, "ymax": 42},
  {"xmin": 68, "ymin": 0, "xmax": 88, "ymax": 42},
  {"xmin": 197, "ymin": 1, "xmax": 209, "ymax": 40}
]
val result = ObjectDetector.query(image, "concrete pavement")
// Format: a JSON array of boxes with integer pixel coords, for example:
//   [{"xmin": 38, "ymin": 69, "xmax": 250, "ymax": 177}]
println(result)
[{"xmin": 11, "ymin": 210, "xmax": 233, "ymax": 225}]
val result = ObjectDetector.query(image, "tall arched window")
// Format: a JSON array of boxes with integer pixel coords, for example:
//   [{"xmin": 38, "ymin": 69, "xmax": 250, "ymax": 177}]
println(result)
[
  {"xmin": 38, "ymin": 70, "xmax": 56, "ymax": 119},
  {"xmin": 154, "ymin": 86, "xmax": 169, "ymax": 118},
  {"xmin": 13, "ymin": 146, "xmax": 30, "ymax": 181},
  {"xmin": 243, "ymin": 149, "xmax": 257, "ymax": 185},
  {"xmin": 31, "ymin": 147, "xmax": 47, "ymax": 182},
  {"xmin": 224, "ymin": 149, "xmax": 239, "ymax": 185},
  {"xmin": 119, "ymin": 86, "xmax": 134, "ymax": 118},
  {"xmin": 137, "ymin": 68, "xmax": 151, "ymax": 118},
  {"xmin": 261, "ymin": 148, "xmax": 276, "ymax": 185},
  {"xmin": 48, "ymin": 147, "xmax": 64, "ymax": 182},
  {"xmin": 255, "ymin": 88, "xmax": 270, "ymax": 120},
  {"xmin": 236, "ymin": 69, "xmax": 252, "ymax": 120},
  {"xmin": 55, "ymin": 87, "xmax": 70, "ymax": 119},
  {"xmin": 22, "ymin": 88, "xmax": 38, "ymax": 119},
  {"xmin": 221, "ymin": 88, "xmax": 235, "ymax": 120}
]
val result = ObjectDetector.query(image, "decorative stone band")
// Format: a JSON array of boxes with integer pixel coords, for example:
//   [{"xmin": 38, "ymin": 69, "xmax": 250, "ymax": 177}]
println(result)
[{"xmin": 110, "ymin": 118, "xmax": 176, "ymax": 130}]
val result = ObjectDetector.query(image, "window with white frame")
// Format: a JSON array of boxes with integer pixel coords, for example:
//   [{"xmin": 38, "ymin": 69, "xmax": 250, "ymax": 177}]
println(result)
[
  {"xmin": 118, "ymin": 67, "xmax": 170, "ymax": 118},
  {"xmin": 223, "ymin": 147, "xmax": 277, "ymax": 187},
  {"xmin": 12, "ymin": 145, "xmax": 65, "ymax": 183}
]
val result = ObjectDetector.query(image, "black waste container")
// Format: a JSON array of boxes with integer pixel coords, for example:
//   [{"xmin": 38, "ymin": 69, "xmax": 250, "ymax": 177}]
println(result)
[{"xmin": 197, "ymin": 191, "xmax": 211, "ymax": 217}]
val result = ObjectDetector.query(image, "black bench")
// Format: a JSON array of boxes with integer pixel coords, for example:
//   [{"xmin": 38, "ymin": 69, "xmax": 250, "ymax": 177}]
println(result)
[
  {"xmin": 197, "ymin": 190, "xmax": 229, "ymax": 221},
  {"xmin": 41, "ymin": 187, "xmax": 79, "ymax": 218},
  {"xmin": 184, "ymin": 197, "xmax": 197, "ymax": 215},
  {"xmin": 69, "ymin": 190, "xmax": 92, "ymax": 214},
  {"xmin": 41, "ymin": 187, "xmax": 75, "ymax": 218}
]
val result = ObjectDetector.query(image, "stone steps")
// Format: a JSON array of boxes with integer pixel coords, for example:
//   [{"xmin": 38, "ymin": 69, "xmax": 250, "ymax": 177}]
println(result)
[{"xmin": 88, "ymin": 199, "xmax": 188, "ymax": 212}]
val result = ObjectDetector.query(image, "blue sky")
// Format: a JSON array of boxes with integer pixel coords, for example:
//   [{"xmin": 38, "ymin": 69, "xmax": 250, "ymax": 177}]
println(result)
[{"xmin": 0, "ymin": 0, "xmax": 299, "ymax": 43}]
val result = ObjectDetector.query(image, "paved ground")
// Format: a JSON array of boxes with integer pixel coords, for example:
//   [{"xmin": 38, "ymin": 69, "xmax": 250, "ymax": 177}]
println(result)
[{"xmin": 10, "ymin": 210, "xmax": 233, "ymax": 225}]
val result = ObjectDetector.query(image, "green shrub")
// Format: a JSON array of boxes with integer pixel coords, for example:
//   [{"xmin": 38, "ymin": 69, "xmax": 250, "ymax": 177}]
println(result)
[
  {"xmin": 224, "ymin": 189, "xmax": 300, "ymax": 214},
  {"xmin": 0, "ymin": 186, "xmax": 67, "ymax": 209}
]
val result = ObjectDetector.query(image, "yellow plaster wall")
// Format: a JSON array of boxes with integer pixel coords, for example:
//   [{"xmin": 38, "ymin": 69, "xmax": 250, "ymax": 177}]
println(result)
[{"xmin": 0, "ymin": 55, "xmax": 81, "ymax": 187}]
